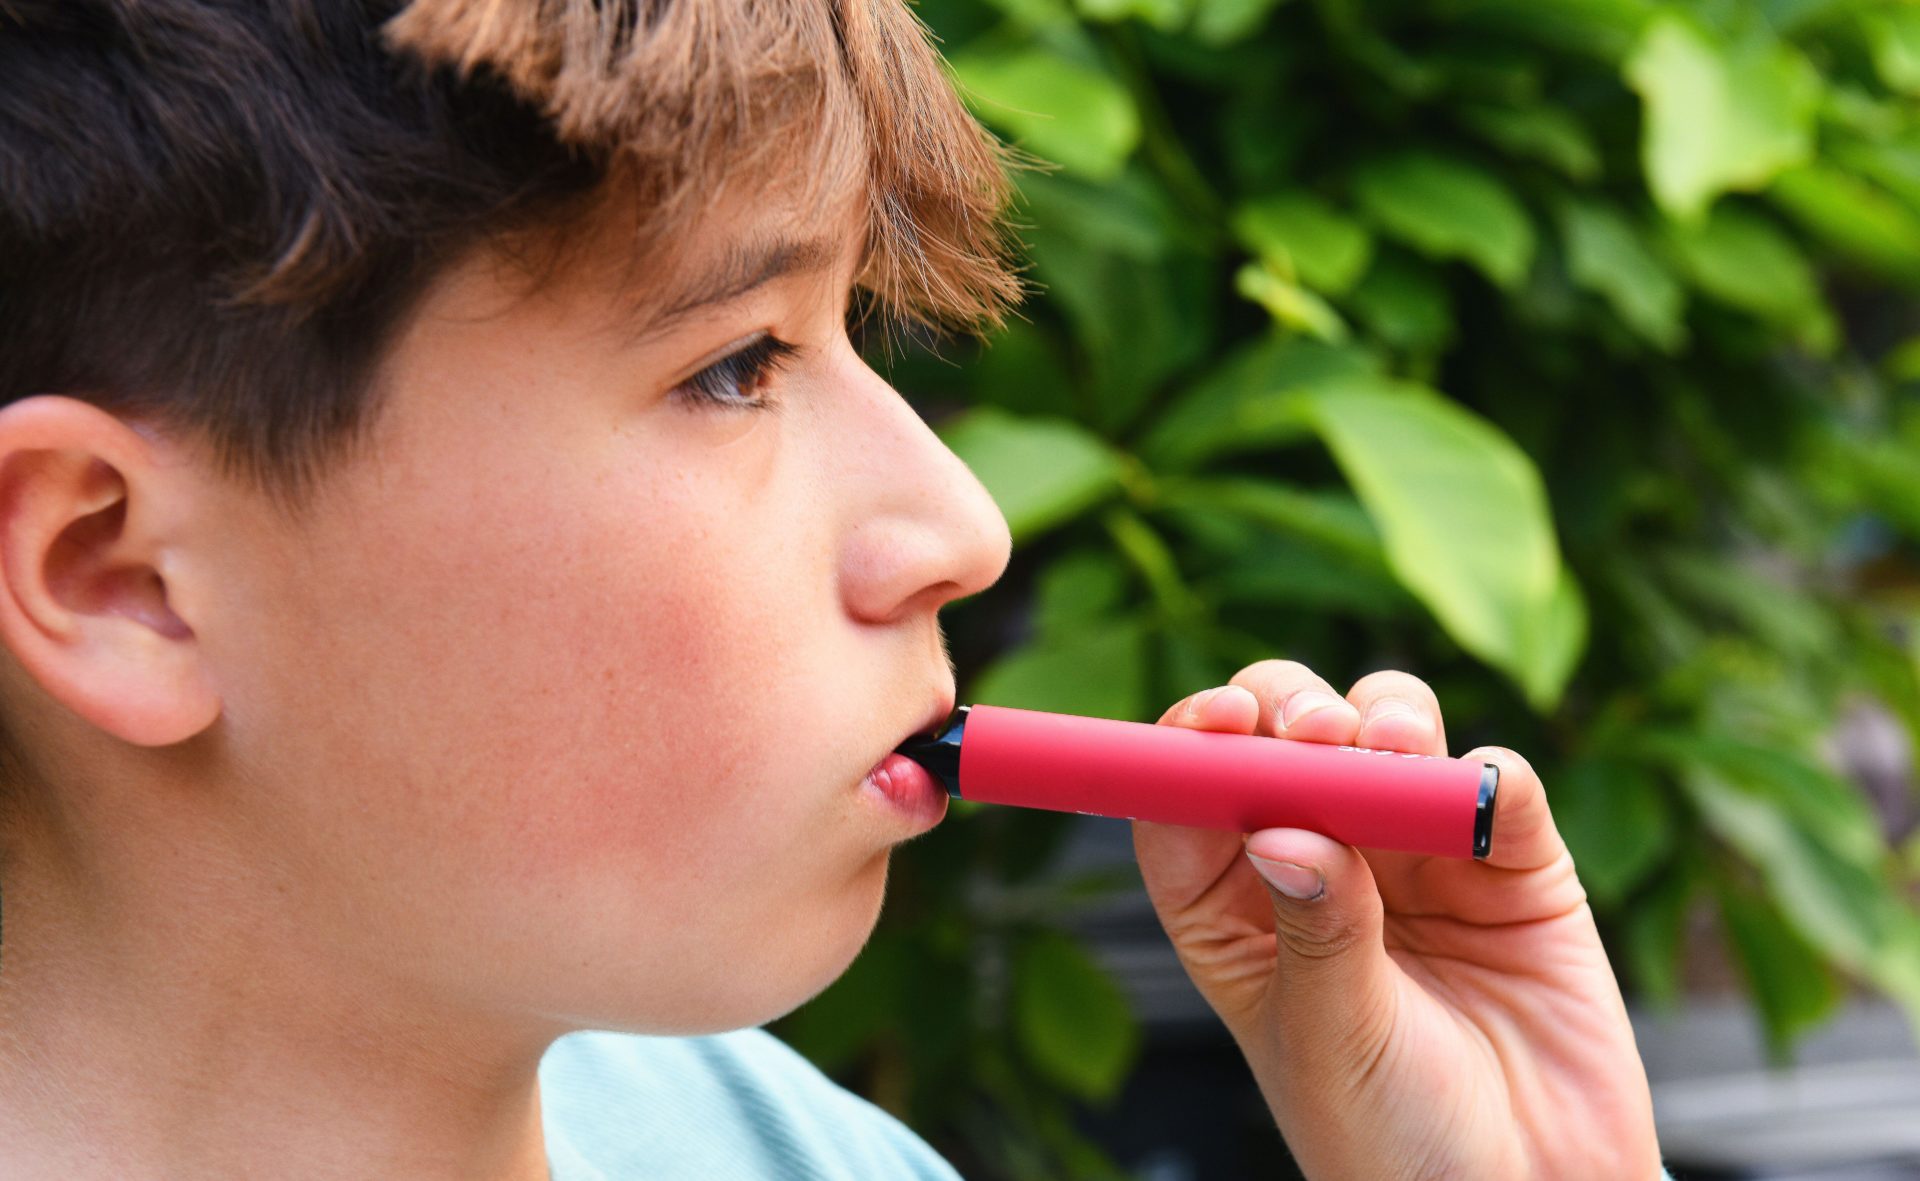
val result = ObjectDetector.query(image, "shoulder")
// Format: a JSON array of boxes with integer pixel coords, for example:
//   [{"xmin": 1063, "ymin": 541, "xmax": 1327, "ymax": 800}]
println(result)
[{"xmin": 540, "ymin": 1027, "xmax": 962, "ymax": 1181}]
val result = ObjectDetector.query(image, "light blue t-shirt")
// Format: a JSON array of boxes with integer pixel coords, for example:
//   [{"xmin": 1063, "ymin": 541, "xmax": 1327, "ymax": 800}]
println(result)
[
  {"xmin": 539, "ymin": 1027, "xmax": 961, "ymax": 1180},
  {"xmin": 539, "ymin": 1025, "xmax": 1681, "ymax": 1180}
]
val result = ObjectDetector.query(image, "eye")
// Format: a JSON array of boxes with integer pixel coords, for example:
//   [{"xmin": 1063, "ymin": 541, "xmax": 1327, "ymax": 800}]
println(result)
[{"xmin": 673, "ymin": 333, "xmax": 800, "ymax": 412}]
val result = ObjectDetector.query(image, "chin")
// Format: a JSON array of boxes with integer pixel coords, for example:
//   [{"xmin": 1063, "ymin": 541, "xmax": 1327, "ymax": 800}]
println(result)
[{"xmin": 762, "ymin": 882, "xmax": 891, "ymax": 1025}]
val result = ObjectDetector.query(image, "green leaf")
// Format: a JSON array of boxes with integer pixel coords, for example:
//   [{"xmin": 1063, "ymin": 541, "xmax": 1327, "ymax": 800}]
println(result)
[
  {"xmin": 1557, "ymin": 198, "xmax": 1688, "ymax": 352},
  {"xmin": 1101, "ymin": 507, "xmax": 1200, "ymax": 621},
  {"xmin": 1154, "ymin": 479, "xmax": 1411, "ymax": 615},
  {"xmin": 950, "ymin": 46, "xmax": 1141, "ymax": 180},
  {"xmin": 1889, "ymin": 336, "xmax": 1920, "ymax": 383},
  {"xmin": 938, "ymin": 407, "xmax": 1124, "ymax": 545},
  {"xmin": 1682, "ymin": 768, "xmax": 1884, "ymax": 966},
  {"xmin": 1713, "ymin": 879, "xmax": 1842, "ymax": 1064},
  {"xmin": 1770, "ymin": 163, "xmax": 1920, "ymax": 290},
  {"xmin": 967, "ymin": 320, "xmax": 1080, "ymax": 419},
  {"xmin": 1022, "ymin": 226, "xmax": 1214, "ymax": 433},
  {"xmin": 1075, "ymin": 0, "xmax": 1191, "ymax": 28},
  {"xmin": 1638, "ymin": 732, "xmax": 1883, "ymax": 868},
  {"xmin": 1017, "ymin": 167, "xmax": 1184, "ymax": 262},
  {"xmin": 1231, "ymin": 191, "xmax": 1374, "ymax": 294},
  {"xmin": 1517, "ymin": 565, "xmax": 1591, "ymax": 718},
  {"xmin": 1139, "ymin": 335, "xmax": 1381, "ymax": 470},
  {"xmin": 1234, "ymin": 261, "xmax": 1350, "ymax": 342},
  {"xmin": 1352, "ymin": 151, "xmax": 1536, "ymax": 289},
  {"xmin": 1830, "ymin": 137, "xmax": 1920, "ymax": 213},
  {"xmin": 1012, "ymin": 929, "xmax": 1141, "ymax": 1101},
  {"xmin": 1552, "ymin": 759, "xmax": 1674, "ymax": 906},
  {"xmin": 973, "ymin": 0, "xmax": 1078, "ymax": 29},
  {"xmin": 971, "ymin": 614, "xmax": 1151, "ymax": 719},
  {"xmin": 1654, "ymin": 547, "xmax": 1841, "ymax": 666},
  {"xmin": 1459, "ymin": 104, "xmax": 1602, "ymax": 181},
  {"xmin": 1623, "ymin": 862, "xmax": 1698, "ymax": 1008},
  {"xmin": 1346, "ymin": 251, "xmax": 1455, "ymax": 354},
  {"xmin": 1762, "ymin": 0, "xmax": 1859, "ymax": 38},
  {"xmin": 1156, "ymin": 476, "xmax": 1385, "ymax": 565},
  {"xmin": 1032, "ymin": 548, "xmax": 1132, "ymax": 642},
  {"xmin": 1444, "ymin": 0, "xmax": 1658, "ymax": 64},
  {"xmin": 1806, "ymin": 410, "xmax": 1920, "ymax": 539},
  {"xmin": 1677, "ymin": 764, "xmax": 1920, "ymax": 1025},
  {"xmin": 1866, "ymin": 8, "xmax": 1920, "ymax": 95},
  {"xmin": 1304, "ymin": 376, "xmax": 1587, "ymax": 708},
  {"xmin": 1624, "ymin": 15, "xmax": 1820, "ymax": 221},
  {"xmin": 1157, "ymin": 622, "xmax": 1234, "ymax": 700},
  {"xmin": 1666, "ymin": 203, "xmax": 1835, "ymax": 350},
  {"xmin": 1190, "ymin": 0, "xmax": 1290, "ymax": 44},
  {"xmin": 1204, "ymin": 536, "xmax": 1413, "ymax": 616}
]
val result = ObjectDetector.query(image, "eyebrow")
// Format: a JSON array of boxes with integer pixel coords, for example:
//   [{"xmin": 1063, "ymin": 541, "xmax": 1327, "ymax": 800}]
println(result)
[{"xmin": 636, "ymin": 235, "xmax": 845, "ymax": 342}]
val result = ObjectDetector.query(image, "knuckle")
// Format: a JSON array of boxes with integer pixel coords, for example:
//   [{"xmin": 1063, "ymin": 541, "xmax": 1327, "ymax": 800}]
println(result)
[
  {"xmin": 1276, "ymin": 916, "xmax": 1368, "ymax": 962},
  {"xmin": 1230, "ymin": 657, "xmax": 1317, "ymax": 687},
  {"xmin": 1158, "ymin": 689, "xmax": 1211, "ymax": 724},
  {"xmin": 1468, "ymin": 744, "xmax": 1536, "ymax": 780},
  {"xmin": 1347, "ymin": 668, "xmax": 1437, "ymax": 704}
]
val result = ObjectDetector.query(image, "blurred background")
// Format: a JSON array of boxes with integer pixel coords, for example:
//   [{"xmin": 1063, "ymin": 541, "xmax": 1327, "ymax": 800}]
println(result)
[{"xmin": 768, "ymin": 0, "xmax": 1920, "ymax": 1176}]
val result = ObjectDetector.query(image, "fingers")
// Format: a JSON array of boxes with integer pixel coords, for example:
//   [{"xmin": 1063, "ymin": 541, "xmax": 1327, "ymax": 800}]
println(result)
[
  {"xmin": 1139, "ymin": 683, "xmax": 1264, "ymax": 916},
  {"xmin": 1227, "ymin": 659, "xmax": 1361, "ymax": 744},
  {"xmin": 1223, "ymin": 660, "xmax": 1447, "ymax": 759},
  {"xmin": 1345, "ymin": 669, "xmax": 1448, "ymax": 757},
  {"xmin": 1460, "ymin": 744, "xmax": 1567, "ymax": 873},
  {"xmin": 1156, "ymin": 683, "xmax": 1260, "ymax": 732},
  {"xmin": 1240, "ymin": 825, "xmax": 1398, "ymax": 1072}
]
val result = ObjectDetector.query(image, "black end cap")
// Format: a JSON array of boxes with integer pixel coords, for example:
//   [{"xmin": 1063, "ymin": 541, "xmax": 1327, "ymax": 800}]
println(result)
[{"xmin": 1472, "ymin": 762, "xmax": 1498, "ymax": 860}]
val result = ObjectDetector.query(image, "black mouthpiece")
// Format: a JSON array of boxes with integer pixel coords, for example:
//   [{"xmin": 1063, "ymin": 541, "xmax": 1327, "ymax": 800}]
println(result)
[{"xmin": 891, "ymin": 705, "xmax": 968, "ymax": 797}]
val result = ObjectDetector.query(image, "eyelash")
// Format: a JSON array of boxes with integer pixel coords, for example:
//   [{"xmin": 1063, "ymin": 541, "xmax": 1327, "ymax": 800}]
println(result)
[{"xmin": 675, "ymin": 334, "xmax": 800, "ymax": 413}]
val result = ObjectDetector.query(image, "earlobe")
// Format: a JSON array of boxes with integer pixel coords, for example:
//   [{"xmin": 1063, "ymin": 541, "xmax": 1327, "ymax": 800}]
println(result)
[{"xmin": 0, "ymin": 396, "xmax": 220, "ymax": 748}]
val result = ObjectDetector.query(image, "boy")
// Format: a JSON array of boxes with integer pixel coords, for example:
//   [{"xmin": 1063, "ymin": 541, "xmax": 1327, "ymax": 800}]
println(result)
[{"xmin": 0, "ymin": 1, "xmax": 1664, "ymax": 1177}]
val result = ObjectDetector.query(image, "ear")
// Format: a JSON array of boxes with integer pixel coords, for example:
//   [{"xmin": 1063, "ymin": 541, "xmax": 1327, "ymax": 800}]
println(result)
[{"xmin": 0, "ymin": 395, "xmax": 220, "ymax": 747}]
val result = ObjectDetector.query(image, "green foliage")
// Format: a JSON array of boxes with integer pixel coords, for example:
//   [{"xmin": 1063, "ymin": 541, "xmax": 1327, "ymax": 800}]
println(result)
[
  {"xmin": 1625, "ymin": 13, "xmax": 1821, "ymax": 221},
  {"xmin": 773, "ymin": 0, "xmax": 1920, "ymax": 1175},
  {"xmin": 939, "ymin": 407, "xmax": 1128, "ymax": 543},
  {"xmin": 1353, "ymin": 151, "xmax": 1538, "ymax": 287},
  {"xmin": 1012, "ymin": 929, "xmax": 1143, "ymax": 1100}
]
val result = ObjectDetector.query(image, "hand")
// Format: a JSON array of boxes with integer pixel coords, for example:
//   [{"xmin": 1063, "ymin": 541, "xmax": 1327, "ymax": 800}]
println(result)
[{"xmin": 1132, "ymin": 660, "xmax": 1661, "ymax": 1180}]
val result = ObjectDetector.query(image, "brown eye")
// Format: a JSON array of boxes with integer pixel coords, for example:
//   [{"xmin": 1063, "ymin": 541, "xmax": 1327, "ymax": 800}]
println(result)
[{"xmin": 676, "ymin": 334, "xmax": 799, "ymax": 412}]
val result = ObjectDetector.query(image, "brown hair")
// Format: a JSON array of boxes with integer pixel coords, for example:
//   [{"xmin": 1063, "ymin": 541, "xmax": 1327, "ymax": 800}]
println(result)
[
  {"xmin": 0, "ymin": 0, "xmax": 1020, "ymax": 513},
  {"xmin": 0, "ymin": 0, "xmax": 1021, "ymax": 942}
]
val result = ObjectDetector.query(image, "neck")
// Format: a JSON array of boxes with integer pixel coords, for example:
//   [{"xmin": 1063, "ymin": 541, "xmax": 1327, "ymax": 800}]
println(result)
[{"xmin": 0, "ymin": 821, "xmax": 557, "ymax": 1181}]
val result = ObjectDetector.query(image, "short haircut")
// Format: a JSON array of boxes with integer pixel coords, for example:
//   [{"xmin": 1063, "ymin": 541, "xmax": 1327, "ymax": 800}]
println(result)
[{"xmin": 0, "ymin": 0, "xmax": 1021, "ymax": 514}]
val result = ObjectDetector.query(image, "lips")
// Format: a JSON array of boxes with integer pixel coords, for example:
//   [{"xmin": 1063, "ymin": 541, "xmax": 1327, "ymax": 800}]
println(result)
[{"xmin": 865, "ymin": 691, "xmax": 955, "ymax": 783}]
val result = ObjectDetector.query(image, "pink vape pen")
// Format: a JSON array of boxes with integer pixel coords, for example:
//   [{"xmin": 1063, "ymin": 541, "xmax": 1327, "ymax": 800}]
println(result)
[{"xmin": 894, "ymin": 704, "xmax": 1496, "ymax": 860}]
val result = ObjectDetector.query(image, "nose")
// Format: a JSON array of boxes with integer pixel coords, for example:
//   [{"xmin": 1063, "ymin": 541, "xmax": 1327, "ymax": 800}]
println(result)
[{"xmin": 834, "ymin": 355, "xmax": 1012, "ymax": 625}]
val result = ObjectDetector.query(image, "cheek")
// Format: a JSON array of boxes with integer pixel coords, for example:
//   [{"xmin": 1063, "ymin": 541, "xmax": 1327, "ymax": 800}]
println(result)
[{"xmin": 313, "ymin": 430, "xmax": 835, "ymax": 900}]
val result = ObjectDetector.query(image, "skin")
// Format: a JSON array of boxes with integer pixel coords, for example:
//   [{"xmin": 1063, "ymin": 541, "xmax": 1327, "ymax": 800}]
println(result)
[
  {"xmin": 0, "ymin": 161, "xmax": 1660, "ymax": 1180},
  {"xmin": 1140, "ymin": 667, "xmax": 1664, "ymax": 1179},
  {"xmin": 0, "ymin": 177, "xmax": 1009, "ymax": 1179}
]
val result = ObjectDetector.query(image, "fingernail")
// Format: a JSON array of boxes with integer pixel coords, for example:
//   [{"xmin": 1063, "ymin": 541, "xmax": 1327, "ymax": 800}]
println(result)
[
  {"xmin": 1248, "ymin": 853, "xmax": 1325, "ymax": 901},
  {"xmin": 1184, "ymin": 686, "xmax": 1227, "ymax": 718},
  {"xmin": 1281, "ymin": 690, "xmax": 1342, "ymax": 728},
  {"xmin": 1363, "ymin": 698, "xmax": 1421, "ymax": 727}
]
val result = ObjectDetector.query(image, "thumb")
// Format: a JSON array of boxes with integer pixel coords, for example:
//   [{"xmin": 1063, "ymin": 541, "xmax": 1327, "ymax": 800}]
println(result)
[{"xmin": 1242, "ymin": 827, "xmax": 1396, "ymax": 1050}]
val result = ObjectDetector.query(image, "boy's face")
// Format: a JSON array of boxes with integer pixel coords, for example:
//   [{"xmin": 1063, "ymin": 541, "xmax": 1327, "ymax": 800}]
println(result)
[{"xmin": 190, "ymin": 178, "xmax": 1011, "ymax": 1035}]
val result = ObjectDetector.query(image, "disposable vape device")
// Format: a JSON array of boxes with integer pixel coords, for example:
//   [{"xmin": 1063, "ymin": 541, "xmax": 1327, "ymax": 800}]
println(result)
[{"xmin": 894, "ymin": 704, "xmax": 1496, "ymax": 860}]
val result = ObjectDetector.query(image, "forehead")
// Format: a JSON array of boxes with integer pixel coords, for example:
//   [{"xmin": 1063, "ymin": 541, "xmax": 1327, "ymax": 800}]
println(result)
[{"xmin": 557, "ymin": 157, "xmax": 871, "ymax": 339}]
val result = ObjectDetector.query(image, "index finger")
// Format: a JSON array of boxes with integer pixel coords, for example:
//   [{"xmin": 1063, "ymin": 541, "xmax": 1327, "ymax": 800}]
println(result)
[
  {"xmin": 1344, "ymin": 669, "xmax": 1448, "ymax": 758},
  {"xmin": 1462, "ymin": 745, "xmax": 1569, "ymax": 875},
  {"xmin": 1226, "ymin": 659, "xmax": 1363, "ymax": 745}
]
